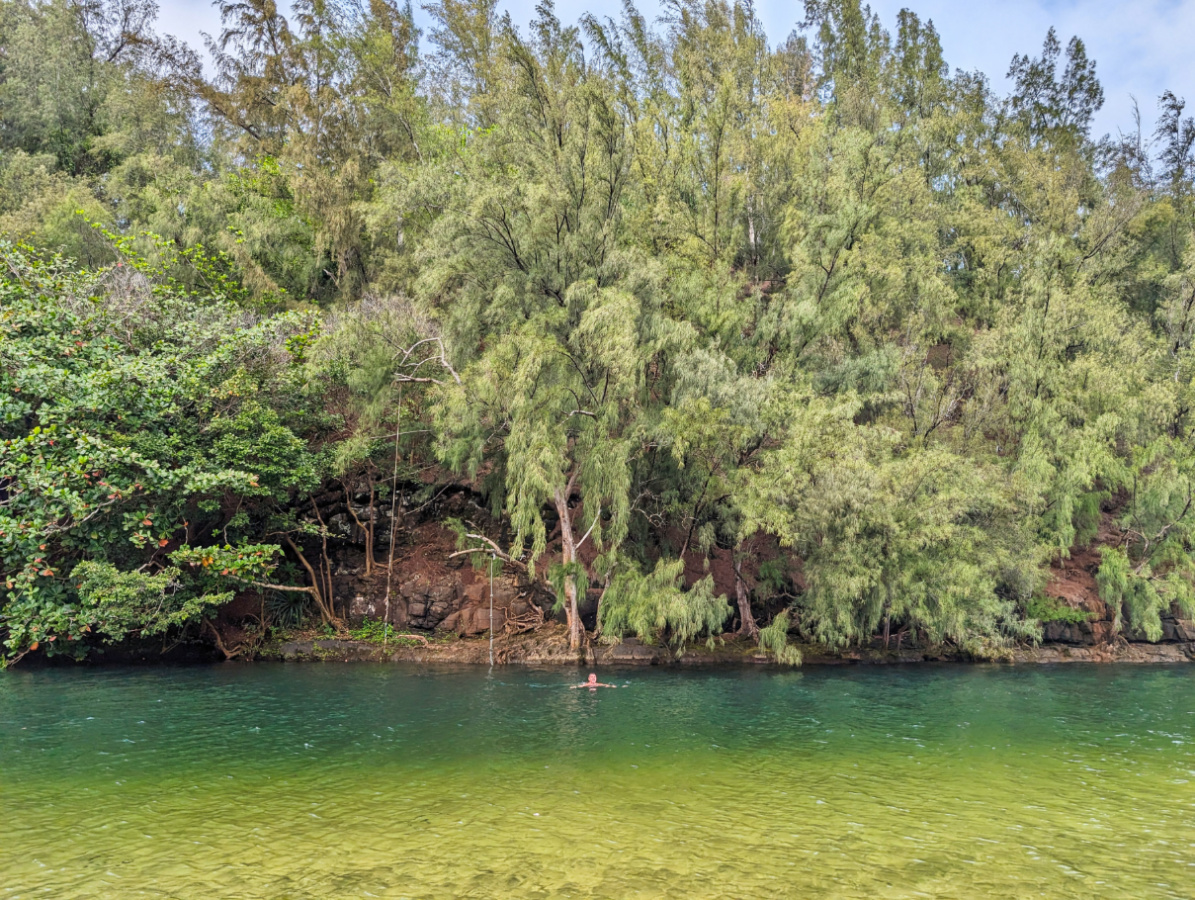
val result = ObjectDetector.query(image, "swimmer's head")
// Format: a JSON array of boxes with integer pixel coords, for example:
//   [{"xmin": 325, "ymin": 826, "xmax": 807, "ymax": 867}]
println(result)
[{"xmin": 587, "ymin": 673, "xmax": 597, "ymax": 684}]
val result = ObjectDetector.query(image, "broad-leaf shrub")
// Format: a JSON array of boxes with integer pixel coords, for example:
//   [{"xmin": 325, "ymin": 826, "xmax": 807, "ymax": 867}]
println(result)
[{"xmin": 0, "ymin": 243, "xmax": 322, "ymax": 659}]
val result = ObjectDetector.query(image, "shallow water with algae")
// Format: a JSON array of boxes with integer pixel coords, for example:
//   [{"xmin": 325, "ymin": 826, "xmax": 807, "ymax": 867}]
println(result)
[{"xmin": 2, "ymin": 664, "xmax": 1194, "ymax": 898}]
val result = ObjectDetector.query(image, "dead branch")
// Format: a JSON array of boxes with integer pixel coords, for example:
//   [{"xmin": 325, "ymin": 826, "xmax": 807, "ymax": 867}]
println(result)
[
  {"xmin": 502, "ymin": 601, "xmax": 545, "ymax": 635},
  {"xmin": 448, "ymin": 533, "xmax": 528, "ymax": 571}
]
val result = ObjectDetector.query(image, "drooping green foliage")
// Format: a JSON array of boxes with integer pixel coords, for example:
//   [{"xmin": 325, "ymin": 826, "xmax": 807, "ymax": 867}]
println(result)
[
  {"xmin": 6, "ymin": 0, "xmax": 1195, "ymax": 661},
  {"xmin": 597, "ymin": 557, "xmax": 730, "ymax": 652},
  {"xmin": 758, "ymin": 608, "xmax": 801, "ymax": 665}
]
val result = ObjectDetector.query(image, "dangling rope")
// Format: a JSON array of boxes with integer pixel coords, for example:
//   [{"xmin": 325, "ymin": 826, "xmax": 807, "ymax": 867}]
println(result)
[
  {"xmin": 383, "ymin": 385, "xmax": 402, "ymax": 650},
  {"xmin": 488, "ymin": 551, "xmax": 496, "ymax": 667}
]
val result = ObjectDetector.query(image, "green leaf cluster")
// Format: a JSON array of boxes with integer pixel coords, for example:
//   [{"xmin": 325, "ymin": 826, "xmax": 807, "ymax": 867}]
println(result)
[{"xmin": 0, "ymin": 243, "xmax": 325, "ymax": 657}]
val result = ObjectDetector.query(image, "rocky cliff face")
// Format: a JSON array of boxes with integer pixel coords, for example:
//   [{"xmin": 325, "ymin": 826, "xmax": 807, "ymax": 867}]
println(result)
[
  {"xmin": 333, "ymin": 522, "xmax": 548, "ymax": 637},
  {"xmin": 287, "ymin": 482, "xmax": 556, "ymax": 638},
  {"xmin": 278, "ymin": 480, "xmax": 1195, "ymax": 654}
]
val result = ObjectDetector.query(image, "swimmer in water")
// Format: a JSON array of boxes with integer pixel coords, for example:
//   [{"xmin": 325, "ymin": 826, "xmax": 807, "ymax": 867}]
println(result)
[{"xmin": 571, "ymin": 673, "xmax": 616, "ymax": 689}]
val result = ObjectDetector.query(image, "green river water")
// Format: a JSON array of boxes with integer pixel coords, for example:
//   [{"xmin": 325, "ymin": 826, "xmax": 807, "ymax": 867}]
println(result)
[{"xmin": 2, "ymin": 663, "xmax": 1194, "ymax": 899}]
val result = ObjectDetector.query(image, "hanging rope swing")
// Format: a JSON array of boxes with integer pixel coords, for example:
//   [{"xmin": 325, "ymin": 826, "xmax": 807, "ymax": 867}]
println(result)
[{"xmin": 488, "ymin": 550, "xmax": 496, "ymax": 667}]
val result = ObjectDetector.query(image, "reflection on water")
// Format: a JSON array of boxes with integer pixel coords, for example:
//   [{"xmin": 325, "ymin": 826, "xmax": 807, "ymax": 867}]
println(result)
[{"xmin": 2, "ymin": 663, "xmax": 1193, "ymax": 898}]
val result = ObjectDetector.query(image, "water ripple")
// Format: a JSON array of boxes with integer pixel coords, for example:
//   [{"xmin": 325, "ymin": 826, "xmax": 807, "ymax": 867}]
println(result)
[{"xmin": 1, "ymin": 664, "xmax": 1193, "ymax": 898}]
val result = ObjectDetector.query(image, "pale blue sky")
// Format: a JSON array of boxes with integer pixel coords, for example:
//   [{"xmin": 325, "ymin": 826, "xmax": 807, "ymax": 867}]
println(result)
[{"xmin": 155, "ymin": 0, "xmax": 1195, "ymax": 141}]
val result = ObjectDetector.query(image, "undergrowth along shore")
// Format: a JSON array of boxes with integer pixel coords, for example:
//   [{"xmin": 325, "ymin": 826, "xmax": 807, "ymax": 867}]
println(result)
[{"xmin": 258, "ymin": 625, "xmax": 1195, "ymax": 667}]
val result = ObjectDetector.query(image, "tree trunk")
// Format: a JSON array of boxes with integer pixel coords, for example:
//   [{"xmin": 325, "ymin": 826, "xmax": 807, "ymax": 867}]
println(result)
[
  {"xmin": 554, "ymin": 483, "xmax": 583, "ymax": 653},
  {"xmin": 364, "ymin": 475, "xmax": 377, "ymax": 571},
  {"xmin": 311, "ymin": 499, "xmax": 335, "ymax": 616},
  {"xmin": 284, "ymin": 536, "xmax": 338, "ymax": 626},
  {"xmin": 342, "ymin": 478, "xmax": 374, "ymax": 576},
  {"xmin": 882, "ymin": 584, "xmax": 894, "ymax": 650},
  {"xmin": 734, "ymin": 553, "xmax": 759, "ymax": 638}
]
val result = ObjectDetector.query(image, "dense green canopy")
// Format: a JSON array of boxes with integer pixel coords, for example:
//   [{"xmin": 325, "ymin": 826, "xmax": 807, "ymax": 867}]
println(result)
[{"xmin": 4, "ymin": 0, "xmax": 1195, "ymax": 661}]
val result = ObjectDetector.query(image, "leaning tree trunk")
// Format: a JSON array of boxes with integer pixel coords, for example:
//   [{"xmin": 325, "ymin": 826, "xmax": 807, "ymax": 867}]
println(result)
[
  {"xmin": 341, "ymin": 478, "xmax": 377, "ymax": 576},
  {"xmin": 734, "ymin": 553, "xmax": 759, "ymax": 638},
  {"xmin": 554, "ymin": 484, "xmax": 584, "ymax": 653},
  {"xmin": 283, "ymin": 536, "xmax": 338, "ymax": 626}
]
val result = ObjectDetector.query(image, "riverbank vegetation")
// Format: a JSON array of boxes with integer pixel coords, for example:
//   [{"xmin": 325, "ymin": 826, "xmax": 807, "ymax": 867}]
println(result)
[{"xmin": 4, "ymin": 0, "xmax": 1195, "ymax": 662}]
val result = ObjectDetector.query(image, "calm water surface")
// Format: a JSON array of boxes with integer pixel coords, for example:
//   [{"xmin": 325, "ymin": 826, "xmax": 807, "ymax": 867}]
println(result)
[{"xmin": 2, "ymin": 663, "xmax": 1194, "ymax": 899}]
